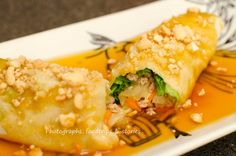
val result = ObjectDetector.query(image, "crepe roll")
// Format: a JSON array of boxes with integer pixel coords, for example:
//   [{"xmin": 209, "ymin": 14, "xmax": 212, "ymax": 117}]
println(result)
[
  {"xmin": 110, "ymin": 9, "xmax": 223, "ymax": 114},
  {"xmin": 0, "ymin": 57, "xmax": 118, "ymax": 153}
]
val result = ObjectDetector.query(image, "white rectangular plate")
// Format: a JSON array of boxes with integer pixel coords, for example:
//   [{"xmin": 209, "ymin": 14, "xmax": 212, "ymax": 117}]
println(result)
[{"xmin": 0, "ymin": 0, "xmax": 235, "ymax": 155}]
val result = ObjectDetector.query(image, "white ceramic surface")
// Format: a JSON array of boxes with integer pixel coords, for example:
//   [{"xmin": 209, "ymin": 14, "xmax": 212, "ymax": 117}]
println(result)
[{"xmin": 0, "ymin": 0, "xmax": 235, "ymax": 155}]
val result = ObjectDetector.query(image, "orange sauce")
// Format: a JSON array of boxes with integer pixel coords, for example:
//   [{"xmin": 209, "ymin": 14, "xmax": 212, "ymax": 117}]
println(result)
[{"xmin": 0, "ymin": 39, "xmax": 235, "ymax": 155}]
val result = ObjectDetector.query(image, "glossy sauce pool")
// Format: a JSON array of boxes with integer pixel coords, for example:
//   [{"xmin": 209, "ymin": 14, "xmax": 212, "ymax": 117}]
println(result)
[{"xmin": 0, "ymin": 38, "xmax": 235, "ymax": 155}]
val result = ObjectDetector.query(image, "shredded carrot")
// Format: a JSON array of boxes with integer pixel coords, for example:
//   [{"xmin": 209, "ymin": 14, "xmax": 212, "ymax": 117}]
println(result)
[
  {"xmin": 125, "ymin": 98, "xmax": 142, "ymax": 112},
  {"xmin": 148, "ymin": 89, "xmax": 156, "ymax": 102},
  {"xmin": 158, "ymin": 108, "xmax": 176, "ymax": 121},
  {"xmin": 75, "ymin": 144, "xmax": 81, "ymax": 154},
  {"xmin": 104, "ymin": 110, "xmax": 112, "ymax": 126}
]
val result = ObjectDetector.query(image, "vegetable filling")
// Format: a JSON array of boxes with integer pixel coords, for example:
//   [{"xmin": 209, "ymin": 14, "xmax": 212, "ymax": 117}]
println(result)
[{"xmin": 110, "ymin": 68, "xmax": 179, "ymax": 114}]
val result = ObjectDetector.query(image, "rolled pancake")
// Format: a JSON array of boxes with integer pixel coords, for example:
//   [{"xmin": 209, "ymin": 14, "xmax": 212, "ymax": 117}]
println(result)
[
  {"xmin": 111, "ymin": 9, "xmax": 223, "ymax": 107},
  {"xmin": 0, "ymin": 57, "xmax": 118, "ymax": 153}
]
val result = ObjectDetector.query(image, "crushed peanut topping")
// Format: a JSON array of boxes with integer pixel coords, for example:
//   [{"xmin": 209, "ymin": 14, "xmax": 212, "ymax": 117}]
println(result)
[
  {"xmin": 177, "ymin": 61, "xmax": 183, "ymax": 67},
  {"xmin": 108, "ymin": 58, "xmax": 117, "ymax": 64},
  {"xmin": 13, "ymin": 147, "xmax": 43, "ymax": 156},
  {"xmin": 5, "ymin": 66, "xmax": 16, "ymax": 86},
  {"xmin": 137, "ymin": 36, "xmax": 152, "ymax": 50},
  {"xmin": 182, "ymin": 99, "xmax": 192, "ymax": 108},
  {"xmin": 146, "ymin": 107, "xmax": 156, "ymax": 116},
  {"xmin": 153, "ymin": 34, "xmax": 163, "ymax": 44},
  {"xmin": 12, "ymin": 97, "xmax": 24, "ymax": 107},
  {"xmin": 226, "ymin": 83, "xmax": 234, "ymax": 88},
  {"xmin": 216, "ymin": 67, "xmax": 228, "ymax": 72},
  {"xmin": 188, "ymin": 42, "xmax": 199, "ymax": 52},
  {"xmin": 190, "ymin": 113, "xmax": 203, "ymax": 123},
  {"xmin": 59, "ymin": 112, "xmax": 76, "ymax": 128},
  {"xmin": 13, "ymin": 150, "xmax": 27, "ymax": 156},
  {"xmin": 0, "ymin": 82, "xmax": 7, "ymax": 90},
  {"xmin": 56, "ymin": 87, "xmax": 73, "ymax": 101},
  {"xmin": 74, "ymin": 93, "xmax": 84, "ymax": 109},
  {"xmin": 119, "ymin": 140, "xmax": 126, "ymax": 146},
  {"xmin": 193, "ymin": 102, "xmax": 198, "ymax": 107},
  {"xmin": 210, "ymin": 60, "xmax": 218, "ymax": 66},
  {"xmin": 231, "ymin": 80, "xmax": 236, "ymax": 83},
  {"xmin": 12, "ymin": 99, "xmax": 21, "ymax": 107},
  {"xmin": 28, "ymin": 147, "xmax": 43, "ymax": 156},
  {"xmin": 161, "ymin": 25, "xmax": 171, "ymax": 36},
  {"xmin": 29, "ymin": 145, "xmax": 35, "ymax": 149},
  {"xmin": 58, "ymin": 87, "xmax": 66, "ymax": 95},
  {"xmin": 94, "ymin": 151, "xmax": 102, "ymax": 156},
  {"xmin": 0, "ymin": 57, "xmax": 103, "ymax": 109},
  {"xmin": 173, "ymin": 24, "xmax": 194, "ymax": 42},
  {"xmin": 131, "ymin": 15, "xmax": 203, "ymax": 76},
  {"xmin": 169, "ymin": 58, "xmax": 176, "ymax": 63},
  {"xmin": 198, "ymin": 88, "xmax": 206, "ymax": 96},
  {"xmin": 79, "ymin": 86, "xmax": 86, "ymax": 91},
  {"xmin": 32, "ymin": 59, "xmax": 48, "ymax": 69}
]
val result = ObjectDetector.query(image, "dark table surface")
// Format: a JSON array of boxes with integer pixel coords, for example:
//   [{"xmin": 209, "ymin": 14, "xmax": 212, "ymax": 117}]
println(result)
[{"xmin": 0, "ymin": 0, "xmax": 235, "ymax": 155}]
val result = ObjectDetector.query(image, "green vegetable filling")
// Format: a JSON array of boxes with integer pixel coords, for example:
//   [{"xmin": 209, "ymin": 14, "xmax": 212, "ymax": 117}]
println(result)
[
  {"xmin": 153, "ymin": 74, "xmax": 165, "ymax": 96},
  {"xmin": 110, "ymin": 76, "xmax": 132, "ymax": 104},
  {"xmin": 110, "ymin": 68, "xmax": 179, "ymax": 104},
  {"xmin": 136, "ymin": 68, "xmax": 152, "ymax": 77},
  {"xmin": 165, "ymin": 84, "xmax": 180, "ymax": 101}
]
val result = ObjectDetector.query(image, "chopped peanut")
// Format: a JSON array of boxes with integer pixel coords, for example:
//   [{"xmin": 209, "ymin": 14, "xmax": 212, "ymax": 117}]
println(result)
[
  {"xmin": 29, "ymin": 145, "xmax": 36, "ymax": 149},
  {"xmin": 198, "ymin": 88, "xmax": 206, "ymax": 96},
  {"xmin": 193, "ymin": 102, "xmax": 198, "ymax": 107},
  {"xmin": 146, "ymin": 107, "xmax": 156, "ymax": 116},
  {"xmin": 0, "ymin": 82, "xmax": 7, "ymax": 90},
  {"xmin": 74, "ymin": 93, "xmax": 84, "ymax": 109},
  {"xmin": 94, "ymin": 151, "xmax": 102, "ymax": 156},
  {"xmin": 169, "ymin": 58, "xmax": 176, "ymax": 63},
  {"xmin": 188, "ymin": 42, "xmax": 199, "ymax": 51},
  {"xmin": 119, "ymin": 140, "xmax": 126, "ymax": 146},
  {"xmin": 217, "ymin": 67, "xmax": 228, "ymax": 72},
  {"xmin": 0, "ymin": 57, "xmax": 103, "ymax": 107},
  {"xmin": 190, "ymin": 113, "xmax": 203, "ymax": 123},
  {"xmin": 173, "ymin": 25, "xmax": 192, "ymax": 41},
  {"xmin": 182, "ymin": 99, "xmax": 192, "ymax": 108},
  {"xmin": 153, "ymin": 34, "xmax": 163, "ymax": 43},
  {"xmin": 210, "ymin": 60, "xmax": 218, "ymax": 66},
  {"xmin": 226, "ymin": 83, "xmax": 233, "ymax": 88},
  {"xmin": 5, "ymin": 66, "xmax": 16, "ymax": 86},
  {"xmin": 13, "ymin": 150, "xmax": 27, "ymax": 156},
  {"xmin": 12, "ymin": 98, "xmax": 22, "ymax": 107},
  {"xmin": 161, "ymin": 25, "xmax": 171, "ymax": 36},
  {"xmin": 28, "ymin": 147, "xmax": 43, "ymax": 156},
  {"xmin": 59, "ymin": 113, "xmax": 76, "ymax": 128},
  {"xmin": 108, "ymin": 58, "xmax": 117, "ymax": 64}
]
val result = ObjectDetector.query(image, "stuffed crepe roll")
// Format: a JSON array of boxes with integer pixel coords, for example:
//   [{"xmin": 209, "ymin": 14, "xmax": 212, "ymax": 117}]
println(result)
[
  {"xmin": 110, "ymin": 9, "xmax": 223, "ymax": 115},
  {"xmin": 0, "ymin": 57, "xmax": 118, "ymax": 153}
]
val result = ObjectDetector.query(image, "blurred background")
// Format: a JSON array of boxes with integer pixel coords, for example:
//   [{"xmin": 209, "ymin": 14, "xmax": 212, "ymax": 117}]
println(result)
[{"xmin": 0, "ymin": 0, "xmax": 235, "ymax": 155}]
